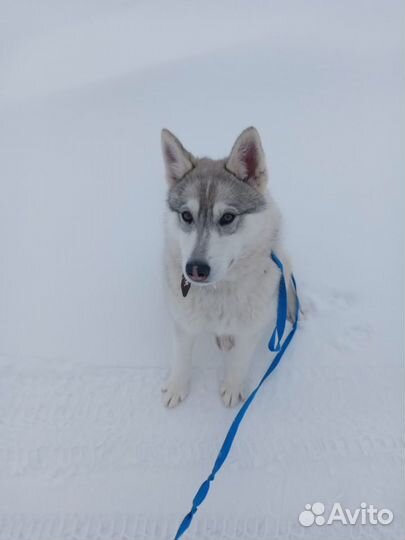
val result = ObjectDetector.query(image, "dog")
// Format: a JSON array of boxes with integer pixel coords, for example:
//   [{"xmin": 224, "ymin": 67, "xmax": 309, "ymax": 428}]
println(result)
[{"xmin": 161, "ymin": 127, "xmax": 296, "ymax": 407}]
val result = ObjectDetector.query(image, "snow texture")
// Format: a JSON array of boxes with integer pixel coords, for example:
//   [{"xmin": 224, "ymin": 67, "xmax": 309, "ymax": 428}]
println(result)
[{"xmin": 0, "ymin": 1, "xmax": 404, "ymax": 539}]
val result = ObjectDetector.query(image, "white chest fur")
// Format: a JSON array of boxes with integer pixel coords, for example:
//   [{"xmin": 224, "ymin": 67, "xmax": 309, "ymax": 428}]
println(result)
[{"xmin": 165, "ymin": 248, "xmax": 280, "ymax": 336}]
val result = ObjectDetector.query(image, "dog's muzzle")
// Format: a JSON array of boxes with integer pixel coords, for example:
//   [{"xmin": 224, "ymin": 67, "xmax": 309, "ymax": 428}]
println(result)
[{"xmin": 185, "ymin": 260, "xmax": 210, "ymax": 282}]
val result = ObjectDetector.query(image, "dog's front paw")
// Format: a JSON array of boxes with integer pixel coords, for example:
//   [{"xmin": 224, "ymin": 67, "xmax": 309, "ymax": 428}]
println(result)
[
  {"xmin": 220, "ymin": 383, "xmax": 246, "ymax": 408},
  {"xmin": 161, "ymin": 377, "xmax": 190, "ymax": 408}
]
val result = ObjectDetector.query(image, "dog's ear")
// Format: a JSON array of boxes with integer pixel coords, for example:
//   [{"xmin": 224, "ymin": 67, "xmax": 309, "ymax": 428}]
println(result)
[
  {"xmin": 226, "ymin": 127, "xmax": 267, "ymax": 191},
  {"xmin": 161, "ymin": 129, "xmax": 195, "ymax": 185}
]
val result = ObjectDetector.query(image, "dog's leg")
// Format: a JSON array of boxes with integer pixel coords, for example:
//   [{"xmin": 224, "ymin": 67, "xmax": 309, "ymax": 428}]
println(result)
[
  {"xmin": 162, "ymin": 321, "xmax": 195, "ymax": 408},
  {"xmin": 220, "ymin": 333, "xmax": 258, "ymax": 408}
]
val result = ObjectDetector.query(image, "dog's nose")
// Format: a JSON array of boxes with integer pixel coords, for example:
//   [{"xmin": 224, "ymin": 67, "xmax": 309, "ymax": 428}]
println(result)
[{"xmin": 185, "ymin": 260, "xmax": 210, "ymax": 281}]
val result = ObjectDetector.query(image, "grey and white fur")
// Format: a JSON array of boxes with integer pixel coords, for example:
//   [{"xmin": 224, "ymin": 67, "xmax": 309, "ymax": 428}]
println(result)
[{"xmin": 161, "ymin": 127, "xmax": 295, "ymax": 407}]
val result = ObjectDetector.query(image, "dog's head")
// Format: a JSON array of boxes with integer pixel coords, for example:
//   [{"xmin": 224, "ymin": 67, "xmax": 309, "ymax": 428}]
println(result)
[{"xmin": 162, "ymin": 127, "xmax": 269, "ymax": 285}]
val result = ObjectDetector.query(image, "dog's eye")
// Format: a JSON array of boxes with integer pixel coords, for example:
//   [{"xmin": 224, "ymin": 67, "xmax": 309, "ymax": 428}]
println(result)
[
  {"xmin": 181, "ymin": 211, "xmax": 193, "ymax": 224},
  {"xmin": 219, "ymin": 213, "xmax": 236, "ymax": 226}
]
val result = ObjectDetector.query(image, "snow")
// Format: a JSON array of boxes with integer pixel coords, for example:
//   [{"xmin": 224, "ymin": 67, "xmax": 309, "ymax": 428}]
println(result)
[{"xmin": 0, "ymin": 1, "xmax": 404, "ymax": 539}]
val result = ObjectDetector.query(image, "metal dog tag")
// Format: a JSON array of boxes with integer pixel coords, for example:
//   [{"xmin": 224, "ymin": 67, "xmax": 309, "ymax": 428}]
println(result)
[{"xmin": 181, "ymin": 275, "xmax": 191, "ymax": 297}]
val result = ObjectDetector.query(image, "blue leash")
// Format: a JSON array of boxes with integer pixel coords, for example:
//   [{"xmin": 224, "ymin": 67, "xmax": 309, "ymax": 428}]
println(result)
[{"xmin": 173, "ymin": 251, "xmax": 300, "ymax": 540}]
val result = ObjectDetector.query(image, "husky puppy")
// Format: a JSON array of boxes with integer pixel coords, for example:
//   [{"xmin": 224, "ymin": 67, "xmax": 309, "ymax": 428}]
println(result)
[{"xmin": 161, "ymin": 127, "xmax": 295, "ymax": 407}]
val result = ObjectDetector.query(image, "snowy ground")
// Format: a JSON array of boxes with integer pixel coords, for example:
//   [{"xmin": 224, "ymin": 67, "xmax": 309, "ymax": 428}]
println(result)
[{"xmin": 0, "ymin": 1, "xmax": 404, "ymax": 539}]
